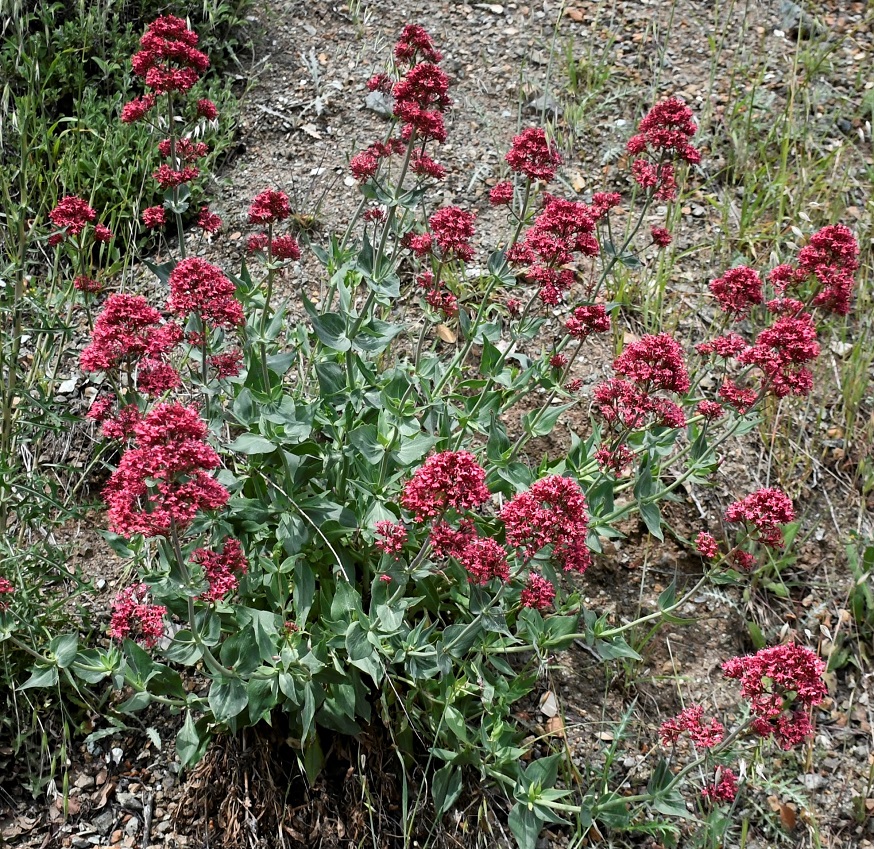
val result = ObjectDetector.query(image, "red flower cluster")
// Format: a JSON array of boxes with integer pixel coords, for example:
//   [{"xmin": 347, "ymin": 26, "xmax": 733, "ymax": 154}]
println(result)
[
  {"xmin": 723, "ymin": 643, "xmax": 826, "ymax": 750},
  {"xmin": 594, "ymin": 334, "xmax": 689, "ymax": 451},
  {"xmin": 153, "ymin": 164, "xmax": 199, "ymax": 189},
  {"xmin": 168, "ymin": 257, "xmax": 243, "ymax": 330},
  {"xmin": 401, "ymin": 451, "xmax": 490, "ymax": 522},
  {"xmin": 196, "ymin": 98, "xmax": 218, "ymax": 120},
  {"xmin": 739, "ymin": 312, "xmax": 820, "ymax": 398},
  {"xmin": 197, "ymin": 206, "xmax": 223, "ymax": 235},
  {"xmin": 709, "ymin": 265, "xmax": 763, "ymax": 316},
  {"xmin": 80, "ymin": 294, "xmax": 180, "ymax": 373},
  {"xmin": 650, "ymin": 226, "xmax": 672, "ymax": 247},
  {"xmin": 659, "ymin": 704, "xmax": 724, "ymax": 749},
  {"xmin": 142, "ymin": 205, "xmax": 166, "ymax": 229},
  {"xmin": 724, "ymin": 487, "xmax": 795, "ymax": 549},
  {"xmin": 49, "ymin": 195, "xmax": 96, "ymax": 236},
  {"xmin": 375, "ymin": 520, "xmax": 408, "ymax": 557},
  {"xmin": 393, "ymin": 61, "xmax": 451, "ymax": 143},
  {"xmin": 101, "ymin": 404, "xmax": 143, "ymax": 441},
  {"xmin": 137, "ymin": 357, "xmax": 181, "ymax": 396},
  {"xmin": 109, "ymin": 584, "xmax": 167, "ymax": 647},
  {"xmin": 520, "ymin": 573, "xmax": 556, "ymax": 611},
  {"xmin": 702, "ymin": 768, "xmax": 738, "ymax": 803},
  {"xmin": 394, "ymin": 24, "xmax": 442, "ymax": 64},
  {"xmin": 192, "ymin": 538, "xmax": 248, "ymax": 602},
  {"xmin": 507, "ymin": 195, "xmax": 599, "ymax": 304},
  {"xmin": 350, "ymin": 139, "xmax": 406, "ymax": 183},
  {"xmin": 104, "ymin": 403, "xmax": 229, "ymax": 537},
  {"xmin": 770, "ymin": 224, "xmax": 859, "ymax": 316},
  {"xmin": 505, "ymin": 128, "xmax": 562, "ymax": 183},
  {"xmin": 564, "ymin": 304, "xmax": 611, "ymax": 339},
  {"xmin": 695, "ymin": 333, "xmax": 746, "ymax": 359},
  {"xmin": 121, "ymin": 94, "xmax": 156, "ymax": 124},
  {"xmin": 626, "ymin": 97, "xmax": 699, "ymax": 163},
  {"xmin": 717, "ymin": 380, "xmax": 758, "ymax": 414},
  {"xmin": 489, "ymin": 181, "xmax": 514, "ymax": 205},
  {"xmin": 429, "ymin": 206, "xmax": 475, "ymax": 261},
  {"xmin": 614, "ymin": 333, "xmax": 690, "ymax": 394},
  {"xmin": 0, "ymin": 576, "xmax": 14, "ymax": 609},
  {"xmin": 594, "ymin": 443, "xmax": 634, "ymax": 475},
  {"xmin": 411, "ymin": 149, "xmax": 446, "ymax": 180},
  {"xmin": 248, "ymin": 189, "xmax": 291, "ymax": 224},
  {"xmin": 457, "ymin": 537, "xmax": 510, "ymax": 585},
  {"xmin": 429, "ymin": 519, "xmax": 476, "ymax": 559},
  {"xmin": 500, "ymin": 475, "xmax": 592, "ymax": 573},
  {"xmin": 271, "ymin": 234, "xmax": 301, "ymax": 260},
  {"xmin": 208, "ymin": 349, "xmax": 243, "ymax": 378},
  {"xmin": 158, "ymin": 137, "xmax": 208, "ymax": 160},
  {"xmin": 74, "ymin": 275, "xmax": 102, "ymax": 294},
  {"xmin": 695, "ymin": 400, "xmax": 724, "ymax": 421},
  {"xmin": 130, "ymin": 15, "xmax": 209, "ymax": 95},
  {"xmin": 626, "ymin": 98, "xmax": 698, "ymax": 200},
  {"xmin": 695, "ymin": 532, "xmax": 719, "ymax": 559}
]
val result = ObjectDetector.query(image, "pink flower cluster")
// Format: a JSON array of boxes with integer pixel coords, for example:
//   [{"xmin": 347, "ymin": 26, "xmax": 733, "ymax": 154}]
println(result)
[
  {"xmin": 702, "ymin": 768, "xmax": 738, "ymax": 803},
  {"xmin": 0, "ymin": 576, "xmax": 14, "ymax": 609},
  {"xmin": 724, "ymin": 487, "xmax": 795, "ymax": 549},
  {"xmin": 352, "ymin": 26, "xmax": 449, "ymax": 185},
  {"xmin": 457, "ymin": 537, "xmax": 510, "ymax": 585},
  {"xmin": 626, "ymin": 97, "xmax": 700, "ymax": 201},
  {"xmin": 429, "ymin": 206, "xmax": 475, "ymax": 262},
  {"xmin": 80, "ymin": 294, "xmax": 182, "ymax": 388},
  {"xmin": 245, "ymin": 189, "xmax": 301, "ymax": 261},
  {"xmin": 48, "ymin": 195, "xmax": 112, "ymax": 246},
  {"xmin": 103, "ymin": 403, "xmax": 229, "ymax": 537},
  {"xmin": 130, "ymin": 15, "xmax": 209, "ymax": 96},
  {"xmin": 519, "ymin": 573, "xmax": 556, "ymax": 610},
  {"xmin": 697, "ymin": 226, "xmax": 858, "ymax": 411},
  {"xmin": 770, "ymin": 224, "xmax": 859, "ymax": 316},
  {"xmin": 375, "ymin": 520, "xmax": 408, "ymax": 557},
  {"xmin": 401, "ymin": 451, "xmax": 490, "ymax": 521},
  {"xmin": 109, "ymin": 583, "xmax": 167, "ymax": 647},
  {"xmin": 501, "ymin": 475, "xmax": 592, "ymax": 574},
  {"xmin": 507, "ymin": 195, "xmax": 600, "ymax": 305},
  {"xmin": 192, "ymin": 538, "xmax": 248, "ymax": 602},
  {"xmin": 659, "ymin": 704, "xmax": 724, "ymax": 749},
  {"xmin": 594, "ymin": 334, "xmax": 689, "ymax": 432},
  {"xmin": 168, "ymin": 257, "xmax": 244, "ymax": 331},
  {"xmin": 723, "ymin": 643, "xmax": 826, "ymax": 750},
  {"xmin": 564, "ymin": 304, "xmax": 611, "ymax": 339},
  {"xmin": 505, "ymin": 128, "xmax": 562, "ymax": 183}
]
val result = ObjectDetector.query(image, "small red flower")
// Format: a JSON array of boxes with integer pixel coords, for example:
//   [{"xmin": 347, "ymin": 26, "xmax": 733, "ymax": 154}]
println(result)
[
  {"xmin": 401, "ymin": 451, "xmax": 489, "ymax": 522},
  {"xmin": 724, "ymin": 488, "xmax": 795, "ymax": 549},
  {"xmin": 109, "ymin": 584, "xmax": 166, "ymax": 647},
  {"xmin": 196, "ymin": 98, "xmax": 218, "ymax": 120},
  {"xmin": 695, "ymin": 532, "xmax": 718, "ymax": 559},
  {"xmin": 650, "ymin": 226, "xmax": 672, "ymax": 247},
  {"xmin": 192, "ymin": 538, "xmax": 248, "ymax": 602},
  {"xmin": 702, "ymin": 768, "xmax": 738, "ymax": 803},
  {"xmin": 659, "ymin": 705, "xmax": 724, "ymax": 749},
  {"xmin": 375, "ymin": 521, "xmax": 408, "ymax": 557},
  {"xmin": 489, "ymin": 181, "xmax": 514, "ymax": 205},
  {"xmin": 49, "ymin": 195, "xmax": 97, "ymax": 237},
  {"xmin": 197, "ymin": 206, "xmax": 222, "ymax": 234},
  {"xmin": 248, "ymin": 189, "xmax": 291, "ymax": 224},
  {"xmin": 520, "ymin": 573, "xmax": 556, "ymax": 611},
  {"xmin": 709, "ymin": 266, "xmax": 763, "ymax": 316},
  {"xmin": 505, "ymin": 127, "xmax": 562, "ymax": 182},
  {"xmin": 142, "ymin": 206, "xmax": 166, "ymax": 229}
]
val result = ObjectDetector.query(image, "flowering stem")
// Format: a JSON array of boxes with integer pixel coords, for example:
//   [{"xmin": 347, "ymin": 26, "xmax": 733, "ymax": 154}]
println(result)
[
  {"xmin": 167, "ymin": 94, "xmax": 186, "ymax": 260},
  {"xmin": 167, "ymin": 519, "xmax": 236, "ymax": 678},
  {"xmin": 506, "ymin": 337, "xmax": 586, "ymax": 461}
]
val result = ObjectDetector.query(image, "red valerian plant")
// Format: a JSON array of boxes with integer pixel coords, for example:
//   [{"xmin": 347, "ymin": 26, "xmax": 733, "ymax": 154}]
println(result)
[{"xmin": 26, "ymin": 19, "xmax": 849, "ymax": 849}]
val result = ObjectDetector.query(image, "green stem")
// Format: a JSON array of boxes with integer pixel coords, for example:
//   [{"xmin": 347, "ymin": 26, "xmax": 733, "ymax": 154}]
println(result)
[{"xmin": 167, "ymin": 519, "xmax": 236, "ymax": 678}]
